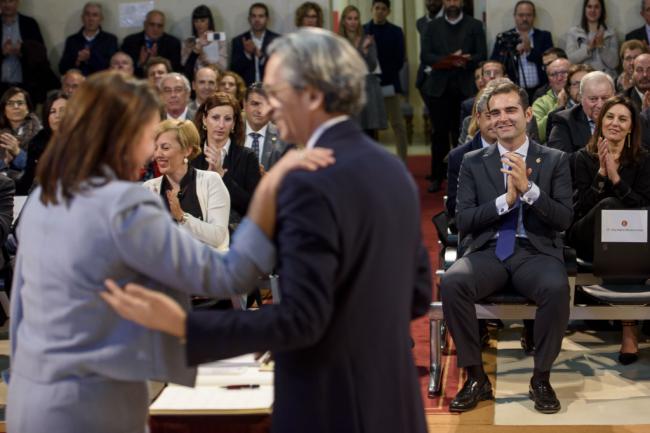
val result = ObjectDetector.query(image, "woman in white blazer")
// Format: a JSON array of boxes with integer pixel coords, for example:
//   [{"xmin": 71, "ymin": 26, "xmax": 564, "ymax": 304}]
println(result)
[
  {"xmin": 565, "ymin": 0, "xmax": 618, "ymax": 77},
  {"xmin": 7, "ymin": 71, "xmax": 333, "ymax": 433},
  {"xmin": 144, "ymin": 120, "xmax": 230, "ymax": 251}
]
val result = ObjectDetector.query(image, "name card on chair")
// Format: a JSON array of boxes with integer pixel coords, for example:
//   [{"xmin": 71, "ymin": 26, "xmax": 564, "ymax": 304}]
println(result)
[{"xmin": 601, "ymin": 209, "xmax": 648, "ymax": 243}]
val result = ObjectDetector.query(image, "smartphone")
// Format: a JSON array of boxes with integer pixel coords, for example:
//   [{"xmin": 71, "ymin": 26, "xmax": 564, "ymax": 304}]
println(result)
[{"xmin": 205, "ymin": 32, "xmax": 226, "ymax": 42}]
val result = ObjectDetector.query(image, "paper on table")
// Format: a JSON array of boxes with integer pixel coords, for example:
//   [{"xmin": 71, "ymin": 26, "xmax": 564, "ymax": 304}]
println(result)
[{"xmin": 150, "ymin": 385, "xmax": 273, "ymax": 415}]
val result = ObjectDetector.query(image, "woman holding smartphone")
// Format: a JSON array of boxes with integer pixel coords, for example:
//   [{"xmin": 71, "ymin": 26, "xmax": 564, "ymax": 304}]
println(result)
[{"xmin": 182, "ymin": 5, "xmax": 228, "ymax": 78}]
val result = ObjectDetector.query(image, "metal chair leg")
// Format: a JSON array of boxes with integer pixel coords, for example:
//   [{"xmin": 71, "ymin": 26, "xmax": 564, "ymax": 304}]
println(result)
[
  {"xmin": 428, "ymin": 318, "xmax": 443, "ymax": 397},
  {"xmin": 440, "ymin": 320, "xmax": 449, "ymax": 355}
]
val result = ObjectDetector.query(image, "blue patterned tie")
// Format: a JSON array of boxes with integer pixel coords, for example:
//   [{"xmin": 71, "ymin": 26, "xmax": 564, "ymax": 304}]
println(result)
[
  {"xmin": 250, "ymin": 132, "xmax": 261, "ymax": 158},
  {"xmin": 495, "ymin": 200, "xmax": 519, "ymax": 261}
]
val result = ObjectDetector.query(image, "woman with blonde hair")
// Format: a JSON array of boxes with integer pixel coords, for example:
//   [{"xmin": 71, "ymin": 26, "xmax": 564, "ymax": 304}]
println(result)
[
  {"xmin": 338, "ymin": 5, "xmax": 386, "ymax": 137},
  {"xmin": 144, "ymin": 120, "xmax": 230, "ymax": 250}
]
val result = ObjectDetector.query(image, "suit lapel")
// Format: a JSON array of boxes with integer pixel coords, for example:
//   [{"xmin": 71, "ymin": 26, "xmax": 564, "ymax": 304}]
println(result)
[
  {"xmin": 482, "ymin": 144, "xmax": 506, "ymax": 196},
  {"xmin": 261, "ymin": 129, "xmax": 276, "ymax": 168},
  {"xmin": 526, "ymin": 141, "xmax": 542, "ymax": 186}
]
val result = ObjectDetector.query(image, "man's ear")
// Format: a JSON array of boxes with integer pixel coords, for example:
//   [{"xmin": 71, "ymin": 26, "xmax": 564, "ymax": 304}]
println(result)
[{"xmin": 304, "ymin": 86, "xmax": 324, "ymax": 112}]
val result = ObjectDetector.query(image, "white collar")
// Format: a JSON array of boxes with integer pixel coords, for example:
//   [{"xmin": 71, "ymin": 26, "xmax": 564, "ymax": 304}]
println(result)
[
  {"xmin": 497, "ymin": 137, "xmax": 530, "ymax": 158},
  {"xmin": 167, "ymin": 106, "xmax": 189, "ymax": 121},
  {"xmin": 481, "ymin": 137, "xmax": 494, "ymax": 148},
  {"xmin": 246, "ymin": 122, "xmax": 269, "ymax": 138},
  {"xmin": 445, "ymin": 12, "xmax": 464, "ymax": 25},
  {"xmin": 250, "ymin": 30, "xmax": 266, "ymax": 41},
  {"xmin": 306, "ymin": 115, "xmax": 349, "ymax": 149}
]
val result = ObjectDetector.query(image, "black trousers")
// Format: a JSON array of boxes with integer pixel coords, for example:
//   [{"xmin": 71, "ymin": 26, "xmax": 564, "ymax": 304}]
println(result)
[
  {"xmin": 425, "ymin": 86, "xmax": 463, "ymax": 183},
  {"xmin": 568, "ymin": 197, "xmax": 625, "ymax": 262},
  {"xmin": 440, "ymin": 239, "xmax": 570, "ymax": 372}
]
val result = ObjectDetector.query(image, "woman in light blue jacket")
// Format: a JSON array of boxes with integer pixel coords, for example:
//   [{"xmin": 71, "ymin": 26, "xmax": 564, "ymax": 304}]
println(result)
[{"xmin": 7, "ymin": 71, "xmax": 332, "ymax": 433}]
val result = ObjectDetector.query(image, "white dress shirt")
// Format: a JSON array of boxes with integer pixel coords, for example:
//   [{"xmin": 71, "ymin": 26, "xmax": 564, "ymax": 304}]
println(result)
[{"xmin": 244, "ymin": 122, "xmax": 269, "ymax": 164}]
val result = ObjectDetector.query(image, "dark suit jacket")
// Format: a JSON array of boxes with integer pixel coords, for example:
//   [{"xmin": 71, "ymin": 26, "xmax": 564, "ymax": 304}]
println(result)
[
  {"xmin": 446, "ymin": 132, "xmax": 483, "ymax": 217},
  {"xmin": 415, "ymin": 15, "xmax": 433, "ymax": 89},
  {"xmin": 459, "ymin": 96, "xmax": 475, "ymax": 127},
  {"xmin": 456, "ymin": 140, "xmax": 573, "ymax": 261},
  {"xmin": 547, "ymin": 104, "xmax": 592, "ymax": 177},
  {"xmin": 0, "ymin": 175, "xmax": 13, "ymax": 270},
  {"xmin": 191, "ymin": 143, "xmax": 261, "ymax": 217},
  {"xmin": 626, "ymin": 26, "xmax": 650, "ymax": 45},
  {"xmin": 185, "ymin": 120, "xmax": 431, "ymax": 433},
  {"xmin": 491, "ymin": 27, "xmax": 553, "ymax": 88},
  {"xmin": 0, "ymin": 13, "xmax": 58, "ymax": 103},
  {"xmin": 58, "ymin": 28, "xmax": 118, "ymax": 75},
  {"xmin": 420, "ymin": 15, "xmax": 487, "ymax": 98},
  {"xmin": 15, "ymin": 128, "xmax": 50, "ymax": 195},
  {"xmin": 120, "ymin": 31, "xmax": 181, "ymax": 77},
  {"xmin": 259, "ymin": 123, "xmax": 286, "ymax": 171},
  {"xmin": 625, "ymin": 86, "xmax": 644, "ymax": 114},
  {"xmin": 230, "ymin": 30, "xmax": 280, "ymax": 86}
]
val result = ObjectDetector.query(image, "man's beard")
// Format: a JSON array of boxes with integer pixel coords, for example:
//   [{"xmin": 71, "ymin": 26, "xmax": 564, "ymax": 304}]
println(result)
[{"xmin": 446, "ymin": 6, "xmax": 461, "ymax": 18}]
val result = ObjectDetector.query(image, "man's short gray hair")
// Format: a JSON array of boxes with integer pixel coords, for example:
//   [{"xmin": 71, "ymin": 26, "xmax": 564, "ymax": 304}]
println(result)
[
  {"xmin": 158, "ymin": 72, "xmax": 191, "ymax": 92},
  {"xmin": 476, "ymin": 77, "xmax": 513, "ymax": 114},
  {"xmin": 579, "ymin": 70, "xmax": 614, "ymax": 97},
  {"xmin": 267, "ymin": 28, "xmax": 367, "ymax": 115},
  {"xmin": 83, "ymin": 2, "xmax": 103, "ymax": 16}
]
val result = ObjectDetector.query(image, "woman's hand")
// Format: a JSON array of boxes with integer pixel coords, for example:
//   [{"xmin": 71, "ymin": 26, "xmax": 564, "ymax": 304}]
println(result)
[
  {"xmin": 247, "ymin": 148, "xmax": 335, "ymax": 237},
  {"xmin": 101, "ymin": 279, "xmax": 187, "ymax": 339},
  {"xmin": 597, "ymin": 136, "xmax": 608, "ymax": 177},
  {"xmin": 604, "ymin": 151, "xmax": 621, "ymax": 184},
  {"xmin": 165, "ymin": 184, "xmax": 185, "ymax": 222},
  {"xmin": 205, "ymin": 145, "xmax": 226, "ymax": 176},
  {"xmin": 0, "ymin": 132, "xmax": 20, "ymax": 157}
]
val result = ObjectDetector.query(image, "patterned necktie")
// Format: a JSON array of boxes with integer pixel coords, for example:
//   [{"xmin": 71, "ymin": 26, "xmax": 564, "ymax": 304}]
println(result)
[
  {"xmin": 250, "ymin": 132, "xmax": 261, "ymax": 158},
  {"xmin": 495, "ymin": 198, "xmax": 519, "ymax": 261}
]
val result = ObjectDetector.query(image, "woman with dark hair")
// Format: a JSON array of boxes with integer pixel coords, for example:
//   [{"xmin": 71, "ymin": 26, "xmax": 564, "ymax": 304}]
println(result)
[
  {"xmin": 182, "ymin": 5, "xmax": 228, "ymax": 78},
  {"xmin": 565, "ymin": 0, "xmax": 618, "ymax": 77},
  {"xmin": 219, "ymin": 70, "xmax": 247, "ymax": 108},
  {"xmin": 0, "ymin": 87, "xmax": 41, "ymax": 179},
  {"xmin": 193, "ymin": 92, "xmax": 260, "ymax": 225},
  {"xmin": 7, "ymin": 71, "xmax": 332, "ymax": 432},
  {"xmin": 14, "ymin": 91, "xmax": 67, "ymax": 195},
  {"xmin": 295, "ymin": 2, "xmax": 324, "ymax": 28},
  {"xmin": 338, "ymin": 5, "xmax": 386, "ymax": 138},
  {"xmin": 569, "ymin": 95, "xmax": 650, "ymax": 365}
]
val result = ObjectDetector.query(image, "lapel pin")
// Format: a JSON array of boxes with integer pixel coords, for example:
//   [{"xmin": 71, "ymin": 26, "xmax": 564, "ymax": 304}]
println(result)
[{"xmin": 536, "ymin": 157, "xmax": 541, "ymax": 164}]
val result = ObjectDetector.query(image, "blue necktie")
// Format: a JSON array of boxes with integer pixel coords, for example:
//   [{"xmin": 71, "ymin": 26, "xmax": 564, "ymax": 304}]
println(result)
[
  {"xmin": 250, "ymin": 132, "xmax": 261, "ymax": 158},
  {"xmin": 495, "ymin": 199, "xmax": 519, "ymax": 261}
]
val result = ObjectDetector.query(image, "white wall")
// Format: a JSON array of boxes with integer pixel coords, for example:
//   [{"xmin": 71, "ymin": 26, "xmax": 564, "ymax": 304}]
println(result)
[{"xmin": 486, "ymin": 0, "xmax": 646, "ymax": 53}]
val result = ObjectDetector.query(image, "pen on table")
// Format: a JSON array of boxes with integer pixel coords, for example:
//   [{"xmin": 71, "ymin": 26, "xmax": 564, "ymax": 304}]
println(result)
[{"xmin": 222, "ymin": 384, "xmax": 261, "ymax": 390}]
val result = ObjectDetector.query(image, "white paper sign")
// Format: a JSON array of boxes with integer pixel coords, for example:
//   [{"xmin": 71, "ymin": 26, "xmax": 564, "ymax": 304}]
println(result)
[
  {"xmin": 601, "ymin": 209, "xmax": 648, "ymax": 243},
  {"xmin": 119, "ymin": 1, "xmax": 154, "ymax": 28}
]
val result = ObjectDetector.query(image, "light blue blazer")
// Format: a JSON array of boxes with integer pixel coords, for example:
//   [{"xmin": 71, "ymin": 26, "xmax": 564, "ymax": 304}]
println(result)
[{"xmin": 8, "ymin": 177, "xmax": 275, "ymax": 432}]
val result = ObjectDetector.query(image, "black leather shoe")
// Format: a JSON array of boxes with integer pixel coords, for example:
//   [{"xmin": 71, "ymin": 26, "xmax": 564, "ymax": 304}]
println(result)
[
  {"xmin": 529, "ymin": 379, "xmax": 561, "ymax": 414},
  {"xmin": 449, "ymin": 376, "xmax": 494, "ymax": 412},
  {"xmin": 618, "ymin": 352, "xmax": 639, "ymax": 365},
  {"xmin": 427, "ymin": 180, "xmax": 441, "ymax": 193},
  {"xmin": 520, "ymin": 326, "xmax": 535, "ymax": 356}
]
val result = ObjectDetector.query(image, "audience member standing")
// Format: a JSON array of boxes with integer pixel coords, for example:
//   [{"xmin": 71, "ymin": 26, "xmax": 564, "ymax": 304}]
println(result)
[
  {"xmin": 420, "ymin": 0, "xmax": 486, "ymax": 192},
  {"xmin": 364, "ymin": 0, "xmax": 408, "ymax": 162},
  {"xmin": 59, "ymin": 2, "xmax": 118, "ymax": 76},
  {"xmin": 565, "ymin": 0, "xmax": 618, "ymax": 77},
  {"xmin": 416, "ymin": 0, "xmax": 444, "ymax": 93},
  {"xmin": 182, "ymin": 5, "xmax": 228, "ymax": 79},
  {"xmin": 121, "ymin": 10, "xmax": 181, "ymax": 78},
  {"xmin": 625, "ymin": 0, "xmax": 650, "ymax": 45},
  {"xmin": 0, "ymin": 0, "xmax": 57, "ymax": 104},
  {"xmin": 230, "ymin": 3, "xmax": 279, "ymax": 86},
  {"xmin": 491, "ymin": 1, "xmax": 552, "ymax": 101},
  {"xmin": 339, "ymin": 5, "xmax": 387, "ymax": 137}
]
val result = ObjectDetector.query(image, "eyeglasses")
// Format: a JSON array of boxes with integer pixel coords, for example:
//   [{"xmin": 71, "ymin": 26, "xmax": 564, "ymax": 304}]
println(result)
[
  {"xmin": 146, "ymin": 22, "xmax": 164, "ymax": 28},
  {"xmin": 6, "ymin": 100, "xmax": 26, "ymax": 108},
  {"xmin": 548, "ymin": 70, "xmax": 569, "ymax": 78},
  {"xmin": 161, "ymin": 86, "xmax": 187, "ymax": 95},
  {"xmin": 261, "ymin": 82, "xmax": 297, "ymax": 99},
  {"xmin": 569, "ymin": 80, "xmax": 581, "ymax": 87}
]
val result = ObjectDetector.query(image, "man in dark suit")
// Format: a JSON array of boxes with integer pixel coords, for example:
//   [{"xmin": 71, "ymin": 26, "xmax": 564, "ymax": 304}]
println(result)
[
  {"xmin": 447, "ymin": 80, "xmax": 499, "ymax": 219},
  {"xmin": 625, "ymin": 53, "xmax": 650, "ymax": 114},
  {"xmin": 230, "ymin": 3, "xmax": 280, "ymax": 86},
  {"xmin": 625, "ymin": 0, "xmax": 650, "ymax": 45},
  {"xmin": 104, "ymin": 28, "xmax": 431, "ymax": 433},
  {"xmin": 547, "ymin": 71, "xmax": 614, "ymax": 174},
  {"xmin": 420, "ymin": 0, "xmax": 487, "ymax": 193},
  {"xmin": 121, "ymin": 10, "xmax": 181, "ymax": 78},
  {"xmin": 491, "ymin": 1, "xmax": 553, "ymax": 100},
  {"xmin": 58, "ymin": 2, "xmax": 118, "ymax": 76},
  {"xmin": 441, "ymin": 81, "xmax": 572, "ymax": 414},
  {"xmin": 0, "ymin": 0, "xmax": 58, "ymax": 103},
  {"xmin": 416, "ymin": 0, "xmax": 444, "ymax": 91},
  {"xmin": 243, "ymin": 82, "xmax": 286, "ymax": 171}
]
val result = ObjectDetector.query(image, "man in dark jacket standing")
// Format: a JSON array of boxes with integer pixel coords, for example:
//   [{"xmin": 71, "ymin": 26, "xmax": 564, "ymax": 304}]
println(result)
[{"xmin": 420, "ymin": 0, "xmax": 486, "ymax": 192}]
